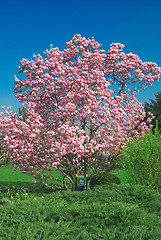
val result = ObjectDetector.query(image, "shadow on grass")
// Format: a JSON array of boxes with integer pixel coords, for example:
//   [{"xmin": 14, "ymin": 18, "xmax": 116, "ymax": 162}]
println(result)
[{"xmin": 0, "ymin": 181, "xmax": 67, "ymax": 197}]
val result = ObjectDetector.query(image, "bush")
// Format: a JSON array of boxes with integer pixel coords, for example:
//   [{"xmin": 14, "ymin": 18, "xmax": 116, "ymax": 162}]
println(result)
[
  {"xmin": 89, "ymin": 172, "xmax": 121, "ymax": 190},
  {"xmin": 0, "ymin": 192, "xmax": 4, "ymax": 200}
]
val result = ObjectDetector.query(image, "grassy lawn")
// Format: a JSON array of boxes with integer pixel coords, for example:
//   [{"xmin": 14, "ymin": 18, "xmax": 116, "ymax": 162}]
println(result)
[{"xmin": 0, "ymin": 165, "xmax": 161, "ymax": 239}]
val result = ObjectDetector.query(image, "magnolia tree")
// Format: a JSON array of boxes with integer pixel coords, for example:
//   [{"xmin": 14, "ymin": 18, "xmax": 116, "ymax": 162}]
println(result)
[{"xmin": 0, "ymin": 34, "xmax": 160, "ymax": 191}]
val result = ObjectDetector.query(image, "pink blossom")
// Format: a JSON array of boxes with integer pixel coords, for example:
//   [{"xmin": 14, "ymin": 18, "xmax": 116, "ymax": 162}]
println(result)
[{"xmin": 0, "ymin": 34, "xmax": 160, "ymax": 191}]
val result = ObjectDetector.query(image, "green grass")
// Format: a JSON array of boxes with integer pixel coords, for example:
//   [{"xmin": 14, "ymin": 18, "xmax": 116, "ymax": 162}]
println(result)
[{"xmin": 0, "ymin": 165, "xmax": 161, "ymax": 239}]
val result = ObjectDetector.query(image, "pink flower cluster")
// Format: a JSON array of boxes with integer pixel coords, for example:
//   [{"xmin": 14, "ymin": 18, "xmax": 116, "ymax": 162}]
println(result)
[{"xmin": 0, "ymin": 34, "xmax": 160, "ymax": 190}]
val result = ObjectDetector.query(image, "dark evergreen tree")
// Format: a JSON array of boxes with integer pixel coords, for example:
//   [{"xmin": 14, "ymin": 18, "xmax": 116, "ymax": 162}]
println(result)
[{"xmin": 128, "ymin": 91, "xmax": 161, "ymax": 137}]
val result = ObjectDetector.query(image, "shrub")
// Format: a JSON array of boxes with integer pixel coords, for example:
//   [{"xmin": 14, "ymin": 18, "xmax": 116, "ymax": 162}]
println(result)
[
  {"xmin": 89, "ymin": 172, "xmax": 121, "ymax": 190},
  {"xmin": 0, "ymin": 192, "xmax": 4, "ymax": 200}
]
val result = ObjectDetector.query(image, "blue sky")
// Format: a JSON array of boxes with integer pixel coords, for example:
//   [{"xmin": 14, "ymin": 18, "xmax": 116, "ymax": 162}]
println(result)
[{"xmin": 0, "ymin": 0, "xmax": 161, "ymax": 116}]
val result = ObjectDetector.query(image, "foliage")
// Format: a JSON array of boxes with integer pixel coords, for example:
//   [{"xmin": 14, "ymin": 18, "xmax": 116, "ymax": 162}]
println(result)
[
  {"xmin": 0, "ymin": 105, "xmax": 28, "ymax": 167},
  {"xmin": 113, "ymin": 119, "xmax": 161, "ymax": 193},
  {"xmin": 0, "ymin": 183, "xmax": 52, "ymax": 205},
  {"xmin": 18, "ymin": 104, "xmax": 28, "ymax": 122},
  {"xmin": 1, "ymin": 183, "xmax": 161, "ymax": 239},
  {"xmin": 143, "ymin": 90, "xmax": 161, "ymax": 135},
  {"xmin": 129, "ymin": 90, "xmax": 161, "ymax": 137},
  {"xmin": 0, "ymin": 147, "xmax": 12, "ymax": 167},
  {"xmin": 0, "ymin": 192, "xmax": 4, "ymax": 200},
  {"xmin": 1, "ymin": 163, "xmax": 161, "ymax": 238},
  {"xmin": 0, "ymin": 198, "xmax": 12, "ymax": 205},
  {"xmin": 0, "ymin": 34, "xmax": 161, "ymax": 191},
  {"xmin": 89, "ymin": 172, "xmax": 121, "ymax": 189}
]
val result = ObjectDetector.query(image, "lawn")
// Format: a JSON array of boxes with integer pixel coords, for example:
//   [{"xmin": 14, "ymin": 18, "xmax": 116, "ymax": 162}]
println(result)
[{"xmin": 0, "ymin": 164, "xmax": 161, "ymax": 240}]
